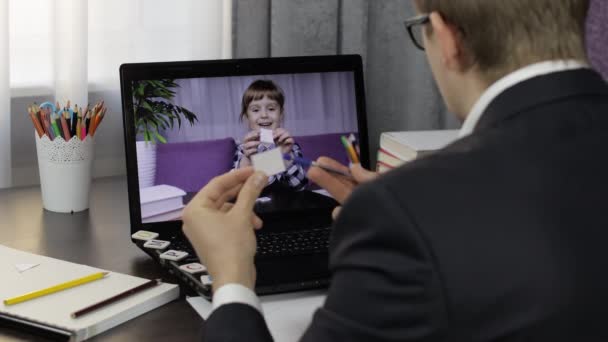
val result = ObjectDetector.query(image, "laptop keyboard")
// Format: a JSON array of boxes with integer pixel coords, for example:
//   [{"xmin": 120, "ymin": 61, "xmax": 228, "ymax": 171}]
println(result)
[
  {"xmin": 167, "ymin": 228, "xmax": 330, "ymax": 258},
  {"xmin": 256, "ymin": 228, "xmax": 330, "ymax": 257}
]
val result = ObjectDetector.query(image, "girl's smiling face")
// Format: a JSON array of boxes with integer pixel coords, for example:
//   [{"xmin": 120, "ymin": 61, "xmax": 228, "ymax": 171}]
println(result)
[{"xmin": 246, "ymin": 95, "xmax": 283, "ymax": 130}]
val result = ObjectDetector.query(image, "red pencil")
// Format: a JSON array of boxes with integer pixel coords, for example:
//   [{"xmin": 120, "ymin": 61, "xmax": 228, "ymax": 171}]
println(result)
[{"xmin": 70, "ymin": 279, "xmax": 161, "ymax": 318}]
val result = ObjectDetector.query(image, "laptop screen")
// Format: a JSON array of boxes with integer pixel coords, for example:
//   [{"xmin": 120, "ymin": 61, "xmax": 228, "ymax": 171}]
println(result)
[{"xmin": 121, "ymin": 56, "xmax": 367, "ymax": 229}]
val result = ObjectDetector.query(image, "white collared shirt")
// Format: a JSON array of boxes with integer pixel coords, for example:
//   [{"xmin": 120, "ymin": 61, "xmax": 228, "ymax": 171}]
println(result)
[
  {"xmin": 459, "ymin": 60, "xmax": 589, "ymax": 138},
  {"xmin": 212, "ymin": 59, "xmax": 591, "ymax": 315},
  {"xmin": 211, "ymin": 283, "xmax": 262, "ymax": 314}
]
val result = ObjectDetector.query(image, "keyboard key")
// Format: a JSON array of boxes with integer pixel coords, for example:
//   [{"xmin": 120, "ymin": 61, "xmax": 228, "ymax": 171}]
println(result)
[
  {"xmin": 160, "ymin": 250, "xmax": 189, "ymax": 261},
  {"xmin": 179, "ymin": 262, "xmax": 207, "ymax": 274},
  {"xmin": 132, "ymin": 230, "xmax": 159, "ymax": 241},
  {"xmin": 143, "ymin": 239, "xmax": 170, "ymax": 250},
  {"xmin": 256, "ymin": 228, "xmax": 330, "ymax": 257}
]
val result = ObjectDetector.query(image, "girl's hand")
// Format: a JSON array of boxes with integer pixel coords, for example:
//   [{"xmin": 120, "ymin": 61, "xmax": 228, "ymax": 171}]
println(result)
[
  {"xmin": 274, "ymin": 128, "xmax": 295, "ymax": 154},
  {"xmin": 242, "ymin": 130, "xmax": 261, "ymax": 159}
]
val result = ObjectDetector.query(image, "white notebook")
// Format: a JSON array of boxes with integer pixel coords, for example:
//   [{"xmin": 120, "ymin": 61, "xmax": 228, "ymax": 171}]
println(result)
[{"xmin": 0, "ymin": 245, "xmax": 180, "ymax": 341}]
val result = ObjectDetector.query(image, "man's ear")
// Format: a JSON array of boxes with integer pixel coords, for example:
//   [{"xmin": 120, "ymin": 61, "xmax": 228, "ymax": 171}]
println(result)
[{"xmin": 430, "ymin": 12, "xmax": 467, "ymax": 72}]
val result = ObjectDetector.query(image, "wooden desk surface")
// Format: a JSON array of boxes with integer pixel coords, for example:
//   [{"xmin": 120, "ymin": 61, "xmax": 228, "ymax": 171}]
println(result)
[{"xmin": 0, "ymin": 176, "xmax": 203, "ymax": 341}]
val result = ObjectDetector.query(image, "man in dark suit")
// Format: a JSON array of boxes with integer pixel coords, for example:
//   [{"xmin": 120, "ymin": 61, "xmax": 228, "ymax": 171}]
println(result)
[{"xmin": 183, "ymin": 0, "xmax": 608, "ymax": 340}]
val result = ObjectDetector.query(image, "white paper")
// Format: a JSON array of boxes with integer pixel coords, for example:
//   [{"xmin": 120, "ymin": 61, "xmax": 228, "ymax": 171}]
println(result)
[
  {"xmin": 251, "ymin": 148, "xmax": 286, "ymax": 176},
  {"xmin": 187, "ymin": 290, "xmax": 326, "ymax": 342},
  {"xmin": 260, "ymin": 128, "xmax": 275, "ymax": 144}
]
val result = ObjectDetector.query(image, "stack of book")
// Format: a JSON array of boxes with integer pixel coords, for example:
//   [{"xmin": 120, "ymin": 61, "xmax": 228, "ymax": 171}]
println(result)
[
  {"xmin": 377, "ymin": 130, "xmax": 459, "ymax": 173},
  {"xmin": 139, "ymin": 185, "xmax": 187, "ymax": 223}
]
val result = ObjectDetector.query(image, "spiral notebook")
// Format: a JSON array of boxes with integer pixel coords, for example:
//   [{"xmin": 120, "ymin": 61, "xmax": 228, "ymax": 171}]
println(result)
[{"xmin": 0, "ymin": 245, "xmax": 180, "ymax": 341}]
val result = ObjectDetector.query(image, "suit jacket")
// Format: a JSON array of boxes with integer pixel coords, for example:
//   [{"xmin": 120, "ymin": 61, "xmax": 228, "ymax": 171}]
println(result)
[{"xmin": 203, "ymin": 69, "xmax": 608, "ymax": 341}]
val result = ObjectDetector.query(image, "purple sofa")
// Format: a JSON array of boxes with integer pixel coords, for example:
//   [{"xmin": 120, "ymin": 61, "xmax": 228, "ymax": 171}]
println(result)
[
  {"xmin": 153, "ymin": 132, "xmax": 357, "ymax": 193},
  {"xmin": 154, "ymin": 138, "xmax": 236, "ymax": 193}
]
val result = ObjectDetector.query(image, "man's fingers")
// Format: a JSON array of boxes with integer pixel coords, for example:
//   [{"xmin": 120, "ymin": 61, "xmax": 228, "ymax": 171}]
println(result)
[
  {"xmin": 350, "ymin": 164, "xmax": 378, "ymax": 183},
  {"xmin": 220, "ymin": 203, "xmax": 234, "ymax": 212},
  {"xmin": 252, "ymin": 214, "xmax": 264, "ymax": 229},
  {"xmin": 194, "ymin": 168, "xmax": 255, "ymax": 207},
  {"xmin": 317, "ymin": 157, "xmax": 350, "ymax": 174},
  {"xmin": 307, "ymin": 166, "xmax": 353, "ymax": 204},
  {"xmin": 215, "ymin": 184, "xmax": 243, "ymax": 208},
  {"xmin": 232, "ymin": 171, "xmax": 268, "ymax": 213}
]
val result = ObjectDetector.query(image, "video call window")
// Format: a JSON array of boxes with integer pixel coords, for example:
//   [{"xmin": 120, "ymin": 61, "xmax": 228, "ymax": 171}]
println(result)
[{"xmin": 133, "ymin": 72, "xmax": 358, "ymax": 224}]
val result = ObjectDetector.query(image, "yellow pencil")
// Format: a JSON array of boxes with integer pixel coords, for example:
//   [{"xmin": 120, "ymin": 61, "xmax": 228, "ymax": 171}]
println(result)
[{"xmin": 3, "ymin": 272, "xmax": 109, "ymax": 306}]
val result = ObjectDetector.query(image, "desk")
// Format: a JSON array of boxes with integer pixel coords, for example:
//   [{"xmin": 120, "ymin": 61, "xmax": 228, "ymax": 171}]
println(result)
[{"xmin": 0, "ymin": 176, "xmax": 203, "ymax": 341}]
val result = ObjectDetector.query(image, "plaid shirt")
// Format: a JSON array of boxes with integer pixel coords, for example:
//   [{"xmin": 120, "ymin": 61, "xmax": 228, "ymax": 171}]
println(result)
[{"xmin": 233, "ymin": 142, "xmax": 308, "ymax": 191}]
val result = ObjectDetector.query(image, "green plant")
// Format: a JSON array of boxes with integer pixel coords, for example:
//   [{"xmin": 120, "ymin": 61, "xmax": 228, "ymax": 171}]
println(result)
[{"xmin": 132, "ymin": 79, "xmax": 198, "ymax": 143}]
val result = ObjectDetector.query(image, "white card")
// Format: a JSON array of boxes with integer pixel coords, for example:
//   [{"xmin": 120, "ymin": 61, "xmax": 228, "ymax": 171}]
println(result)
[
  {"xmin": 131, "ymin": 230, "xmax": 159, "ymax": 241},
  {"xmin": 159, "ymin": 250, "xmax": 189, "ymax": 261},
  {"xmin": 260, "ymin": 128, "xmax": 274, "ymax": 144},
  {"xmin": 251, "ymin": 148, "xmax": 286, "ymax": 176},
  {"xmin": 179, "ymin": 262, "xmax": 207, "ymax": 274},
  {"xmin": 143, "ymin": 239, "xmax": 170, "ymax": 250}
]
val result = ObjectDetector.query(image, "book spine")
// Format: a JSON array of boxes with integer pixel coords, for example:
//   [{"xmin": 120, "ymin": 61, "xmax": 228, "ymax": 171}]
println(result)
[{"xmin": 0, "ymin": 312, "xmax": 74, "ymax": 341}]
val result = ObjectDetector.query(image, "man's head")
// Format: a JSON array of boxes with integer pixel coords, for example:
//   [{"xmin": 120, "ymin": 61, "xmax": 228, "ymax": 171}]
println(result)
[{"xmin": 411, "ymin": 0, "xmax": 590, "ymax": 118}]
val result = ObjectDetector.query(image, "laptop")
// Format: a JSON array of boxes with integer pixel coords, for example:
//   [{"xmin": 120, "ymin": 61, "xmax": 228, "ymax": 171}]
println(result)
[{"xmin": 119, "ymin": 55, "xmax": 369, "ymax": 298}]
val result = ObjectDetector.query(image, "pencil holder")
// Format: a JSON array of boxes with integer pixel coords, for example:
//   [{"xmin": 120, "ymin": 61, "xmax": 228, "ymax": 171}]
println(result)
[{"xmin": 34, "ymin": 133, "xmax": 95, "ymax": 213}]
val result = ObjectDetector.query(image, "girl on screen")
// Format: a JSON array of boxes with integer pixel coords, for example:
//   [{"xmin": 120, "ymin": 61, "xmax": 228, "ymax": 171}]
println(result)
[{"xmin": 233, "ymin": 79, "xmax": 307, "ymax": 191}]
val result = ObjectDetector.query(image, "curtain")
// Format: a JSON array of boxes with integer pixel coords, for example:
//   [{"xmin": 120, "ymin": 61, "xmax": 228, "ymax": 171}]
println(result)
[
  {"xmin": 2, "ymin": 0, "xmax": 232, "ymax": 188},
  {"xmin": 233, "ymin": 0, "xmax": 608, "ymax": 165},
  {"xmin": 165, "ymin": 72, "xmax": 358, "ymax": 143},
  {"xmin": 587, "ymin": 0, "xmax": 608, "ymax": 80},
  {"xmin": 232, "ymin": 0, "xmax": 454, "ymax": 166}
]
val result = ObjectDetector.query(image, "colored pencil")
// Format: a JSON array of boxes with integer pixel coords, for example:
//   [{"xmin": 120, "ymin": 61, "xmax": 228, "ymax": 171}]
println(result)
[
  {"xmin": 3, "ymin": 272, "xmax": 109, "ymax": 306},
  {"xmin": 28, "ymin": 109, "xmax": 44, "ymax": 138},
  {"xmin": 71, "ymin": 279, "xmax": 160, "ymax": 318}
]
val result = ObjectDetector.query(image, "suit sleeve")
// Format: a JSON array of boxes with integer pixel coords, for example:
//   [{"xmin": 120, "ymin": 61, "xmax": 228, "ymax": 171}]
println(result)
[
  {"xmin": 301, "ymin": 182, "xmax": 448, "ymax": 341},
  {"xmin": 201, "ymin": 182, "xmax": 447, "ymax": 342},
  {"xmin": 202, "ymin": 303, "xmax": 273, "ymax": 342}
]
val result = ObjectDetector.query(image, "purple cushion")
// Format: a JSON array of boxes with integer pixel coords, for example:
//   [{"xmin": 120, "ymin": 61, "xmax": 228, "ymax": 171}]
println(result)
[{"xmin": 154, "ymin": 138, "xmax": 236, "ymax": 193}]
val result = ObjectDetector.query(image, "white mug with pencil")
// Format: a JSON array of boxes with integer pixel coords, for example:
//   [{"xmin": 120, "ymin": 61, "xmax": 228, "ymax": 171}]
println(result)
[{"xmin": 29, "ymin": 100, "xmax": 107, "ymax": 213}]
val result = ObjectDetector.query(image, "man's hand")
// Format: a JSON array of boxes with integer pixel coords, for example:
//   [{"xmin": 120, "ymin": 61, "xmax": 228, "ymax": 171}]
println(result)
[
  {"xmin": 182, "ymin": 168, "xmax": 267, "ymax": 291},
  {"xmin": 307, "ymin": 157, "xmax": 377, "ymax": 219}
]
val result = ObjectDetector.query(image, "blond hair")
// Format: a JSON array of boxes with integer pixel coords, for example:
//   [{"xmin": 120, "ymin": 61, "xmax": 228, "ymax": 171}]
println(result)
[{"xmin": 416, "ymin": 0, "xmax": 590, "ymax": 82}]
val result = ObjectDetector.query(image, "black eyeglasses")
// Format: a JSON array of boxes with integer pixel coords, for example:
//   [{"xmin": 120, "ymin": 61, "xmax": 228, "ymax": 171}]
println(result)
[{"xmin": 404, "ymin": 14, "xmax": 430, "ymax": 51}]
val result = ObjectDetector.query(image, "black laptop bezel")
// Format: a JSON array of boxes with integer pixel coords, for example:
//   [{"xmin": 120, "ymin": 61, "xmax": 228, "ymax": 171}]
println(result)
[{"xmin": 120, "ymin": 55, "xmax": 369, "ymax": 237}]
